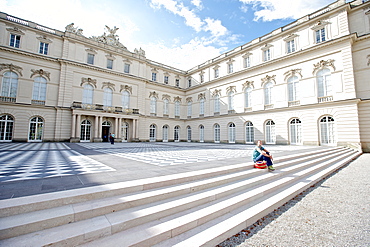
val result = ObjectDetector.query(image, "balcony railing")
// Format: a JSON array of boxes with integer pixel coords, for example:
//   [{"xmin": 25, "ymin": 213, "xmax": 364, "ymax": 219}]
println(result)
[
  {"xmin": 264, "ymin": 104, "xmax": 274, "ymax": 110},
  {"xmin": 318, "ymin": 96, "xmax": 333, "ymax": 103},
  {"xmin": 0, "ymin": 96, "xmax": 16, "ymax": 103},
  {"xmin": 72, "ymin": 102, "xmax": 139, "ymax": 114},
  {"xmin": 31, "ymin": 100, "xmax": 45, "ymax": 105},
  {"xmin": 288, "ymin": 100, "xmax": 300, "ymax": 107}
]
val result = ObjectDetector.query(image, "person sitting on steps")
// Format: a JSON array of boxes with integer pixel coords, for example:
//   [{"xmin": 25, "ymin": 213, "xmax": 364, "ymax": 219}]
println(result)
[{"xmin": 253, "ymin": 140, "xmax": 275, "ymax": 171}]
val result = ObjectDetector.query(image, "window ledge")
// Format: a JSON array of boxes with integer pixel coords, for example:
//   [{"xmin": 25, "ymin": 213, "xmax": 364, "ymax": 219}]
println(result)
[{"xmin": 318, "ymin": 96, "xmax": 333, "ymax": 103}]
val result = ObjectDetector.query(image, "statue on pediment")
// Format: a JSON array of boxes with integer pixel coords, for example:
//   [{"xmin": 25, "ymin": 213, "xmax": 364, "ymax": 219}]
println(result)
[
  {"xmin": 65, "ymin": 23, "xmax": 84, "ymax": 36},
  {"xmin": 90, "ymin": 25, "xmax": 126, "ymax": 49}
]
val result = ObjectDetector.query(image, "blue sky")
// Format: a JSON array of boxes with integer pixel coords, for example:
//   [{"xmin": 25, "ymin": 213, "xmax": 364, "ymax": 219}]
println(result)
[{"xmin": 1, "ymin": 0, "xmax": 338, "ymax": 70}]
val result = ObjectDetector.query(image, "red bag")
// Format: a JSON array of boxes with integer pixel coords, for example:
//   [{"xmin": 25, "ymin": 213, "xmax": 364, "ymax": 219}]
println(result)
[{"xmin": 254, "ymin": 161, "xmax": 267, "ymax": 169}]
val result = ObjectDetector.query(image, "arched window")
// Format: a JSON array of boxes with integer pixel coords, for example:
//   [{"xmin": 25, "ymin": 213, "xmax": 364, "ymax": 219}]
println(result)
[
  {"xmin": 32, "ymin": 76, "xmax": 47, "ymax": 102},
  {"xmin": 264, "ymin": 82, "xmax": 273, "ymax": 105},
  {"xmin": 245, "ymin": 121, "xmax": 254, "ymax": 143},
  {"xmin": 122, "ymin": 122, "xmax": 129, "ymax": 142},
  {"xmin": 103, "ymin": 87, "xmax": 113, "ymax": 107},
  {"xmin": 199, "ymin": 125, "xmax": 204, "ymax": 142},
  {"xmin": 0, "ymin": 114, "xmax": 14, "ymax": 141},
  {"xmin": 187, "ymin": 101, "xmax": 192, "ymax": 117},
  {"xmin": 214, "ymin": 124, "xmax": 220, "ymax": 143},
  {"xmin": 150, "ymin": 97, "xmax": 157, "ymax": 114},
  {"xmin": 320, "ymin": 116, "xmax": 335, "ymax": 145},
  {"xmin": 82, "ymin": 84, "xmax": 94, "ymax": 104},
  {"xmin": 174, "ymin": 126, "xmax": 180, "ymax": 142},
  {"xmin": 1, "ymin": 71, "xmax": 18, "ymax": 99},
  {"xmin": 288, "ymin": 76, "xmax": 299, "ymax": 102},
  {"xmin": 162, "ymin": 125, "xmax": 168, "ymax": 142},
  {"xmin": 29, "ymin": 116, "xmax": 43, "ymax": 142},
  {"xmin": 175, "ymin": 101, "xmax": 180, "ymax": 116},
  {"xmin": 214, "ymin": 94, "xmax": 220, "ymax": 113},
  {"xmin": 228, "ymin": 91, "xmax": 234, "ymax": 111},
  {"xmin": 245, "ymin": 87, "xmax": 252, "ymax": 108},
  {"xmin": 317, "ymin": 69, "xmax": 332, "ymax": 97},
  {"xmin": 199, "ymin": 98, "xmax": 205, "ymax": 115},
  {"xmin": 265, "ymin": 120, "xmax": 276, "ymax": 144},
  {"xmin": 290, "ymin": 118, "xmax": 302, "ymax": 144},
  {"xmin": 163, "ymin": 98, "xmax": 169, "ymax": 115},
  {"xmin": 149, "ymin": 124, "xmax": 156, "ymax": 141},
  {"xmin": 228, "ymin": 123, "xmax": 236, "ymax": 143},
  {"xmin": 80, "ymin": 119, "xmax": 91, "ymax": 142},
  {"xmin": 187, "ymin": 126, "xmax": 191, "ymax": 142},
  {"xmin": 122, "ymin": 90, "xmax": 130, "ymax": 109}
]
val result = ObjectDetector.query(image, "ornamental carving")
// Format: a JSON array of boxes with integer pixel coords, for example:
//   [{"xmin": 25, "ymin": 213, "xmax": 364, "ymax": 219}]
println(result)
[
  {"xmin": 283, "ymin": 33, "xmax": 299, "ymax": 41},
  {"xmin": 81, "ymin": 77, "xmax": 97, "ymax": 88},
  {"xmin": 6, "ymin": 26, "xmax": 25, "ymax": 35},
  {"xmin": 311, "ymin": 20, "xmax": 330, "ymax": 31},
  {"xmin": 0, "ymin": 63, "xmax": 23, "ymax": 76},
  {"xmin": 30, "ymin": 69, "xmax": 50, "ymax": 80},
  {"xmin": 242, "ymin": 81, "xmax": 254, "ymax": 89},
  {"xmin": 198, "ymin": 93, "xmax": 206, "ymax": 100},
  {"xmin": 162, "ymin": 94, "xmax": 171, "ymax": 101},
  {"xmin": 102, "ymin": 82, "xmax": 115, "ymax": 91},
  {"xmin": 149, "ymin": 91, "xmax": 159, "ymax": 99},
  {"xmin": 90, "ymin": 25, "xmax": 126, "ymax": 49},
  {"xmin": 212, "ymin": 89, "xmax": 221, "ymax": 96},
  {"xmin": 186, "ymin": 97, "xmax": 193, "ymax": 103},
  {"xmin": 226, "ymin": 86, "xmax": 236, "ymax": 94},
  {"xmin": 313, "ymin": 59, "xmax": 335, "ymax": 74},
  {"xmin": 36, "ymin": 35, "xmax": 52, "ymax": 43},
  {"xmin": 173, "ymin": 96, "xmax": 182, "ymax": 102},
  {"xmin": 261, "ymin": 75, "xmax": 276, "ymax": 86},
  {"xmin": 134, "ymin": 48, "xmax": 146, "ymax": 56},
  {"xmin": 85, "ymin": 48, "xmax": 97, "ymax": 54},
  {"xmin": 284, "ymin": 69, "xmax": 302, "ymax": 80},
  {"xmin": 120, "ymin": 85, "xmax": 132, "ymax": 94}
]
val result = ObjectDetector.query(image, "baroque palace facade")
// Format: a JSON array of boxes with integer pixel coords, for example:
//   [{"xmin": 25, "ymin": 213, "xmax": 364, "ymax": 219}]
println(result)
[{"xmin": 0, "ymin": 0, "xmax": 369, "ymax": 152}]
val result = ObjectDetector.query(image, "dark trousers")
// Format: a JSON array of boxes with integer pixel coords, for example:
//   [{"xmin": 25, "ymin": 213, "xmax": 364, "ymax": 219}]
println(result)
[{"xmin": 253, "ymin": 152, "xmax": 273, "ymax": 167}]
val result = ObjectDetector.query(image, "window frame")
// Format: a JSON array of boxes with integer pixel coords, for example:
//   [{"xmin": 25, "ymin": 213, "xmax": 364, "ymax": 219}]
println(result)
[{"xmin": 9, "ymin": 34, "xmax": 21, "ymax": 48}]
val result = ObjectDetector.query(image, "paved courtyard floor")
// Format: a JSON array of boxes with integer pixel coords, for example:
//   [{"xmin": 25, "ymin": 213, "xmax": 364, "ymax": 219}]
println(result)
[{"xmin": 0, "ymin": 142, "xmax": 329, "ymax": 200}]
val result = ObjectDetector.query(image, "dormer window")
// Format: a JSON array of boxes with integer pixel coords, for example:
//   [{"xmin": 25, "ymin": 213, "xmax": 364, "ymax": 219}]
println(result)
[{"xmin": 311, "ymin": 20, "xmax": 330, "ymax": 44}]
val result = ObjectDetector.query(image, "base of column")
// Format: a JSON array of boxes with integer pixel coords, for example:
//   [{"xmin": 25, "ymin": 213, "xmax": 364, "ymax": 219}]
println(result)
[{"xmin": 70, "ymin": 138, "xmax": 80, "ymax": 143}]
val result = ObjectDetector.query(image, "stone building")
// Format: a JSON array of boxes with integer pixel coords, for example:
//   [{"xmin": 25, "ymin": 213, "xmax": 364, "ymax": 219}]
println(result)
[{"xmin": 0, "ymin": 0, "xmax": 369, "ymax": 152}]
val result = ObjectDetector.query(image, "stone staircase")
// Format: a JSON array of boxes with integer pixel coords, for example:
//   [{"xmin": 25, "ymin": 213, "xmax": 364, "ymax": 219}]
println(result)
[{"xmin": 0, "ymin": 146, "xmax": 361, "ymax": 247}]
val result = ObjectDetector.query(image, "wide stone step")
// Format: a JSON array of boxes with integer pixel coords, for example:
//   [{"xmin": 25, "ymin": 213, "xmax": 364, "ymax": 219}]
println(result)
[
  {"xmin": 0, "ymin": 147, "xmax": 345, "ymax": 240},
  {"xmin": 0, "ymin": 147, "xmax": 358, "ymax": 247}
]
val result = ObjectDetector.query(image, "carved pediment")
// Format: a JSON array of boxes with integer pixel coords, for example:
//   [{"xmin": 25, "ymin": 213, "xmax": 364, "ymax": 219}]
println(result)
[
  {"xmin": 30, "ymin": 69, "xmax": 50, "ymax": 80},
  {"xmin": 198, "ymin": 93, "xmax": 206, "ymax": 100},
  {"xmin": 81, "ymin": 77, "xmax": 97, "ymax": 87},
  {"xmin": 284, "ymin": 69, "xmax": 302, "ymax": 80},
  {"xmin": 162, "ymin": 94, "xmax": 171, "ymax": 101},
  {"xmin": 149, "ymin": 91, "xmax": 158, "ymax": 99},
  {"xmin": 0, "ymin": 63, "xmax": 23, "ymax": 76},
  {"xmin": 173, "ymin": 96, "xmax": 182, "ymax": 102},
  {"xmin": 89, "ymin": 25, "xmax": 126, "ymax": 49},
  {"xmin": 120, "ymin": 85, "xmax": 132, "ymax": 94},
  {"xmin": 212, "ymin": 89, "xmax": 221, "ymax": 97},
  {"xmin": 37, "ymin": 35, "xmax": 52, "ymax": 43},
  {"xmin": 261, "ymin": 75, "xmax": 276, "ymax": 86},
  {"xmin": 313, "ymin": 59, "xmax": 335, "ymax": 74},
  {"xmin": 242, "ymin": 81, "xmax": 254, "ymax": 89},
  {"xmin": 186, "ymin": 97, "xmax": 193, "ymax": 103},
  {"xmin": 6, "ymin": 26, "xmax": 25, "ymax": 35},
  {"xmin": 102, "ymin": 82, "xmax": 115, "ymax": 91},
  {"xmin": 226, "ymin": 86, "xmax": 236, "ymax": 94}
]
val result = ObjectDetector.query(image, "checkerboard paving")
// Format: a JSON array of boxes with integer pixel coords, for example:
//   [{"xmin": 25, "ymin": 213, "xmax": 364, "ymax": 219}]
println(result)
[
  {"xmin": 76, "ymin": 142, "xmax": 255, "ymax": 167},
  {"xmin": 0, "ymin": 143, "xmax": 115, "ymax": 182}
]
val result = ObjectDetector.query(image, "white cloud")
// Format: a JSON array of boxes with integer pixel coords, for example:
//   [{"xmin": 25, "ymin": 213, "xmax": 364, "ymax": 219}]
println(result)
[
  {"xmin": 239, "ymin": 0, "xmax": 333, "ymax": 21},
  {"xmin": 191, "ymin": 0, "xmax": 203, "ymax": 10},
  {"xmin": 203, "ymin": 18, "xmax": 228, "ymax": 37},
  {"xmin": 142, "ymin": 38, "xmax": 226, "ymax": 70}
]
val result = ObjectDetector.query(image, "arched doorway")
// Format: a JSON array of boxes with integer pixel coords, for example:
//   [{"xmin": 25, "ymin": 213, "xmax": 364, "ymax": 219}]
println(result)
[{"xmin": 102, "ymin": 121, "xmax": 111, "ymax": 142}]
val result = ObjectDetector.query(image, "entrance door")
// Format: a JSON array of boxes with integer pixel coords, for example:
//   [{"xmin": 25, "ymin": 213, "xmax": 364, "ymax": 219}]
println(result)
[{"xmin": 102, "ymin": 126, "xmax": 110, "ymax": 142}]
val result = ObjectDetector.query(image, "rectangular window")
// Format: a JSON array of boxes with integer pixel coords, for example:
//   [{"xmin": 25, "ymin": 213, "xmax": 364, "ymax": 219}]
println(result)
[
  {"xmin": 124, "ymin": 63, "xmax": 130, "ymax": 73},
  {"xmin": 152, "ymin": 73, "xmax": 157, "ymax": 81},
  {"xmin": 164, "ymin": 76, "xmax": 169, "ymax": 84},
  {"xmin": 188, "ymin": 79, "xmax": 191, "ymax": 88},
  {"xmin": 200, "ymin": 74, "xmax": 204, "ymax": 83},
  {"xmin": 39, "ymin": 42, "xmax": 49, "ymax": 55},
  {"xmin": 316, "ymin": 28, "xmax": 326, "ymax": 43},
  {"xmin": 87, "ymin": 54, "xmax": 95, "ymax": 65},
  {"xmin": 287, "ymin": 40, "xmax": 295, "ymax": 53},
  {"xmin": 263, "ymin": 49, "xmax": 271, "ymax": 61},
  {"xmin": 228, "ymin": 64, "xmax": 233, "ymax": 73},
  {"xmin": 245, "ymin": 57, "xmax": 250, "ymax": 68},
  {"xmin": 107, "ymin": 59, "xmax": 113, "ymax": 69},
  {"xmin": 215, "ymin": 69, "xmax": 219, "ymax": 78},
  {"xmin": 175, "ymin": 79, "xmax": 180, "ymax": 87},
  {"xmin": 10, "ymin": 34, "xmax": 21, "ymax": 48}
]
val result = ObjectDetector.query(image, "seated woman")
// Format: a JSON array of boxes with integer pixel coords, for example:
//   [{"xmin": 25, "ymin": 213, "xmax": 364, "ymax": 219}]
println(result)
[{"xmin": 252, "ymin": 140, "xmax": 275, "ymax": 171}]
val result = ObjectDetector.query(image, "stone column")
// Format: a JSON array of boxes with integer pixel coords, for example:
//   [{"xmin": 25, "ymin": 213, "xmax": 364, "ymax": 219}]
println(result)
[
  {"xmin": 118, "ymin": 118, "xmax": 122, "ymax": 140},
  {"xmin": 76, "ymin": 114, "xmax": 81, "ymax": 142},
  {"xmin": 70, "ymin": 114, "xmax": 76, "ymax": 142}
]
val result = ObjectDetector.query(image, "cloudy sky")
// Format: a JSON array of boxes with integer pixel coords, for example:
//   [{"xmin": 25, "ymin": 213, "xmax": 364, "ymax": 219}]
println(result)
[{"xmin": 1, "ymin": 0, "xmax": 338, "ymax": 70}]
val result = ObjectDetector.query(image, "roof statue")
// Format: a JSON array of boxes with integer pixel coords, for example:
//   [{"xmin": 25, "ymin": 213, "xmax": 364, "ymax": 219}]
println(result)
[
  {"xmin": 90, "ymin": 25, "xmax": 127, "ymax": 49},
  {"xmin": 65, "ymin": 23, "xmax": 84, "ymax": 36}
]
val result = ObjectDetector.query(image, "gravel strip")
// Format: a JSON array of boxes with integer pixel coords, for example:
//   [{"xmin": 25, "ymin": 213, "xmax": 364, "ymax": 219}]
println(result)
[{"xmin": 217, "ymin": 153, "xmax": 370, "ymax": 247}]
